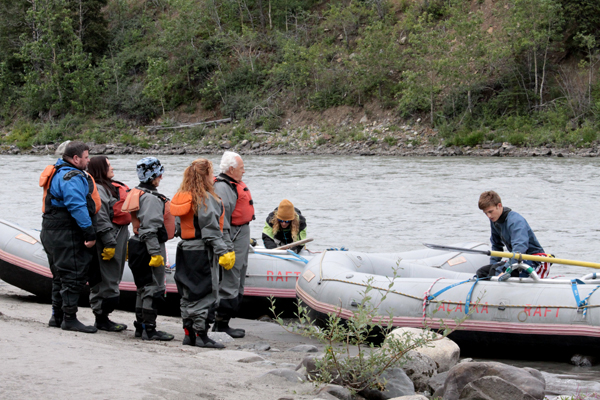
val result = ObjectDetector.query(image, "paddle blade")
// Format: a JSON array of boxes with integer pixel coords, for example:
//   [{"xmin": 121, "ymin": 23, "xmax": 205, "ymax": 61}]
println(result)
[{"xmin": 423, "ymin": 243, "xmax": 490, "ymax": 255}]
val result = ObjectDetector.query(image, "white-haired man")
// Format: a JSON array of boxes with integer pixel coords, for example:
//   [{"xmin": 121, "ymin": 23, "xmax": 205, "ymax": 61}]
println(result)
[{"xmin": 210, "ymin": 151, "xmax": 255, "ymax": 337}]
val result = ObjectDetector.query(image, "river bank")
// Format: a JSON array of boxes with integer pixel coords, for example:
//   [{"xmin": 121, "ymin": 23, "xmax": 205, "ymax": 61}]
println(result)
[
  {"xmin": 2, "ymin": 117, "xmax": 600, "ymax": 158},
  {"xmin": 3, "ymin": 140, "xmax": 600, "ymax": 158}
]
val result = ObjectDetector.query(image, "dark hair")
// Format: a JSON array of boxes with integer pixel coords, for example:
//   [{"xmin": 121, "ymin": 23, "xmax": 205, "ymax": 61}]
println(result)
[
  {"xmin": 88, "ymin": 156, "xmax": 117, "ymax": 197},
  {"xmin": 63, "ymin": 141, "xmax": 89, "ymax": 160}
]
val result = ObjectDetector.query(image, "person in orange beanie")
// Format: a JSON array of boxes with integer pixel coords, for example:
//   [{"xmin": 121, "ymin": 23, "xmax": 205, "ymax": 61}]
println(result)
[{"xmin": 262, "ymin": 199, "xmax": 307, "ymax": 254}]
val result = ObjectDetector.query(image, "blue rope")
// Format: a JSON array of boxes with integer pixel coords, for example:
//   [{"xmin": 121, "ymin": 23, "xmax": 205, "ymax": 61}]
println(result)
[
  {"xmin": 286, "ymin": 249, "xmax": 309, "ymax": 263},
  {"xmin": 464, "ymin": 277, "xmax": 481, "ymax": 315},
  {"xmin": 427, "ymin": 279, "xmax": 471, "ymax": 302},
  {"xmin": 253, "ymin": 251, "xmax": 309, "ymax": 264},
  {"xmin": 571, "ymin": 279, "xmax": 589, "ymax": 316}
]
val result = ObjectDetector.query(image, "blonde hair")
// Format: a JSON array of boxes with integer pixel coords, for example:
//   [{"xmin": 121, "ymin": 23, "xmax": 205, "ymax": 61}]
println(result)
[
  {"xmin": 270, "ymin": 213, "xmax": 300, "ymax": 242},
  {"xmin": 177, "ymin": 158, "xmax": 218, "ymax": 214}
]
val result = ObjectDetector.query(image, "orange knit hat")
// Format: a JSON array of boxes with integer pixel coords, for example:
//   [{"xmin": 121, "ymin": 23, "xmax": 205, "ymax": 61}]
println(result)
[{"xmin": 276, "ymin": 199, "xmax": 295, "ymax": 221}]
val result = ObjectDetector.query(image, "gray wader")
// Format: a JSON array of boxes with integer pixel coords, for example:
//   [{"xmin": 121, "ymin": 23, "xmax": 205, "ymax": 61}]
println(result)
[
  {"xmin": 216, "ymin": 223, "xmax": 250, "ymax": 317},
  {"xmin": 90, "ymin": 226, "xmax": 129, "ymax": 314}
]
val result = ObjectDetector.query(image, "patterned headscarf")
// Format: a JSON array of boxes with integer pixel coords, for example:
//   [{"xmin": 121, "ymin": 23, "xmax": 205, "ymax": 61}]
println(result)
[{"xmin": 136, "ymin": 157, "xmax": 164, "ymax": 183}]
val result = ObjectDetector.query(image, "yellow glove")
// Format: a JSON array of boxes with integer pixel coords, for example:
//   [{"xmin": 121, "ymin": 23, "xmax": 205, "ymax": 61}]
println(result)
[
  {"xmin": 101, "ymin": 248, "xmax": 115, "ymax": 261},
  {"xmin": 219, "ymin": 251, "xmax": 236, "ymax": 270},
  {"xmin": 149, "ymin": 255, "xmax": 165, "ymax": 267},
  {"xmin": 250, "ymin": 238, "xmax": 257, "ymax": 247}
]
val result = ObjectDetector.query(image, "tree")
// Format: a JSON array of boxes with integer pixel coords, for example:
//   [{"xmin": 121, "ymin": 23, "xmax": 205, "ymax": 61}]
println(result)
[{"xmin": 507, "ymin": 0, "xmax": 564, "ymax": 110}]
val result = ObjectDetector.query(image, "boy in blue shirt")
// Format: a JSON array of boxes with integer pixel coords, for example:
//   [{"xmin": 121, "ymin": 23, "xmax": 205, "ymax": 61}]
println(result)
[{"xmin": 478, "ymin": 191, "xmax": 546, "ymax": 280}]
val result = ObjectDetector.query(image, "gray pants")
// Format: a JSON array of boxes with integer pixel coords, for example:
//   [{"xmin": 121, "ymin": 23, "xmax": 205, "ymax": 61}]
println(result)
[
  {"xmin": 216, "ymin": 224, "xmax": 250, "ymax": 317},
  {"xmin": 90, "ymin": 227, "xmax": 129, "ymax": 314}
]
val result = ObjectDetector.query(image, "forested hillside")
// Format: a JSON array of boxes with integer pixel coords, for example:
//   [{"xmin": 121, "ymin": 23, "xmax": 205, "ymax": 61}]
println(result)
[{"xmin": 1, "ymin": 0, "xmax": 600, "ymax": 150}]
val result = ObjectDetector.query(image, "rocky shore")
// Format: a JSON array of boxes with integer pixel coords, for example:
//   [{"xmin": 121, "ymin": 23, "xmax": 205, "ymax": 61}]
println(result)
[
  {"xmin": 4, "ymin": 140, "xmax": 600, "ymax": 158},
  {"xmin": 2, "ymin": 119, "xmax": 600, "ymax": 157}
]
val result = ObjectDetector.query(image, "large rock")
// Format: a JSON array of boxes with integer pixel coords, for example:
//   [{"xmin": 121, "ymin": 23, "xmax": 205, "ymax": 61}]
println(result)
[
  {"xmin": 359, "ymin": 368, "xmax": 415, "ymax": 400},
  {"xmin": 401, "ymin": 350, "xmax": 437, "ymax": 392},
  {"xmin": 317, "ymin": 384, "xmax": 353, "ymax": 400},
  {"xmin": 386, "ymin": 327, "xmax": 460, "ymax": 372},
  {"xmin": 435, "ymin": 361, "xmax": 545, "ymax": 400}
]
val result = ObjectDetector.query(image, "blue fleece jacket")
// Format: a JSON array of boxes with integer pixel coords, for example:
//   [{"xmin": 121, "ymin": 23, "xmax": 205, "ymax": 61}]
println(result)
[
  {"xmin": 490, "ymin": 207, "xmax": 544, "ymax": 265},
  {"xmin": 48, "ymin": 159, "xmax": 93, "ymax": 230}
]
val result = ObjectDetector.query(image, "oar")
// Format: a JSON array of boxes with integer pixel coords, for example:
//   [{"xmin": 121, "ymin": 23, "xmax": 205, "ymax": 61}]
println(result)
[
  {"xmin": 274, "ymin": 238, "xmax": 314, "ymax": 250},
  {"xmin": 423, "ymin": 243, "xmax": 600, "ymax": 270}
]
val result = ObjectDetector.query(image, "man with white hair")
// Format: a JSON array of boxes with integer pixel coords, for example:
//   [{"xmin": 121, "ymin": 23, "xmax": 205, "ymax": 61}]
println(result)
[{"xmin": 211, "ymin": 151, "xmax": 255, "ymax": 338}]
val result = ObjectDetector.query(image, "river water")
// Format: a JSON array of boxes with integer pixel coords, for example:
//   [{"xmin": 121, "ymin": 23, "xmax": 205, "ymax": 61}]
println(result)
[{"xmin": 1, "ymin": 154, "xmax": 599, "ymax": 393}]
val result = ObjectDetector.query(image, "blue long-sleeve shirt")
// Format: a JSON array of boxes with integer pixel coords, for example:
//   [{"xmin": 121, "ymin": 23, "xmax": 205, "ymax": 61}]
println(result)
[
  {"xmin": 48, "ymin": 159, "xmax": 93, "ymax": 230},
  {"xmin": 490, "ymin": 208, "xmax": 544, "ymax": 265}
]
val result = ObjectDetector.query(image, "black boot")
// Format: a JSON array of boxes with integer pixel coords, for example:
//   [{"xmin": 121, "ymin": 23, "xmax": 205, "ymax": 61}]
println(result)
[
  {"xmin": 134, "ymin": 307, "xmax": 144, "ymax": 337},
  {"xmin": 182, "ymin": 320, "xmax": 196, "ymax": 346},
  {"xmin": 212, "ymin": 316, "xmax": 245, "ymax": 338},
  {"xmin": 94, "ymin": 312, "xmax": 127, "ymax": 332},
  {"xmin": 61, "ymin": 313, "xmax": 98, "ymax": 333},
  {"xmin": 195, "ymin": 330, "xmax": 225, "ymax": 349},
  {"xmin": 142, "ymin": 323, "xmax": 174, "ymax": 341},
  {"xmin": 48, "ymin": 306, "xmax": 63, "ymax": 328}
]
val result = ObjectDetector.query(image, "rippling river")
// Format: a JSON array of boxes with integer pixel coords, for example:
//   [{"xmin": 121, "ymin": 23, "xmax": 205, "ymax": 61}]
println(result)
[{"xmin": 1, "ymin": 154, "xmax": 599, "ymax": 390}]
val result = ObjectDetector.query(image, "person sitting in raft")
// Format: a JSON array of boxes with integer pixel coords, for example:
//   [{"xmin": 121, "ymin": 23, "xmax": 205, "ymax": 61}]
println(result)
[
  {"xmin": 262, "ymin": 199, "xmax": 307, "ymax": 254},
  {"xmin": 477, "ymin": 190, "xmax": 549, "ymax": 280}
]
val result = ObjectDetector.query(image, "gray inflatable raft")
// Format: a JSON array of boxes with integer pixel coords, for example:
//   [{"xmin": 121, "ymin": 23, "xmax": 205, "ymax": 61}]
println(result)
[{"xmin": 296, "ymin": 248, "xmax": 600, "ymax": 358}]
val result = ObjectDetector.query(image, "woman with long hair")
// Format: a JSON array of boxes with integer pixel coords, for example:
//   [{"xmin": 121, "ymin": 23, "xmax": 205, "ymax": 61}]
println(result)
[
  {"xmin": 87, "ymin": 156, "xmax": 130, "ymax": 331},
  {"xmin": 171, "ymin": 158, "xmax": 235, "ymax": 349},
  {"xmin": 262, "ymin": 199, "xmax": 307, "ymax": 253}
]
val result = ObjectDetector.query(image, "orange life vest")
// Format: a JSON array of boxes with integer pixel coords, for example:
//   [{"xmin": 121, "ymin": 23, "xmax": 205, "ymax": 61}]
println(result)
[
  {"xmin": 171, "ymin": 192, "xmax": 225, "ymax": 240},
  {"xmin": 214, "ymin": 176, "xmax": 255, "ymax": 226},
  {"xmin": 111, "ymin": 181, "xmax": 132, "ymax": 226},
  {"xmin": 122, "ymin": 187, "xmax": 175, "ymax": 241},
  {"xmin": 39, "ymin": 164, "xmax": 101, "ymax": 215}
]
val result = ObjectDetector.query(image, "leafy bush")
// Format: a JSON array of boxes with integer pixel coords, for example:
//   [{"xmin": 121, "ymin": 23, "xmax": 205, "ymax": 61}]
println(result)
[{"xmin": 269, "ymin": 271, "xmax": 470, "ymax": 394}]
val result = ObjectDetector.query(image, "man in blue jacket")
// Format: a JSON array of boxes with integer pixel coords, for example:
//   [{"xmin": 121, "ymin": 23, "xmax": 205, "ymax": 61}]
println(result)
[
  {"xmin": 478, "ymin": 191, "xmax": 545, "ymax": 280},
  {"xmin": 40, "ymin": 141, "xmax": 99, "ymax": 333}
]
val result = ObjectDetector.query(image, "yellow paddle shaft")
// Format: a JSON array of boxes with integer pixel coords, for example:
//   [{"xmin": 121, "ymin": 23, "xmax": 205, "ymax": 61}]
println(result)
[{"xmin": 491, "ymin": 250, "xmax": 600, "ymax": 270}]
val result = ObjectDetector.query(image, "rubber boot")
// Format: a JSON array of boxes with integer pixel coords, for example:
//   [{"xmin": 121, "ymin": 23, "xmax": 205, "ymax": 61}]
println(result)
[
  {"xmin": 182, "ymin": 320, "xmax": 196, "ymax": 346},
  {"xmin": 61, "ymin": 313, "xmax": 98, "ymax": 333},
  {"xmin": 94, "ymin": 312, "xmax": 127, "ymax": 332},
  {"xmin": 134, "ymin": 308, "xmax": 144, "ymax": 338},
  {"xmin": 142, "ymin": 323, "xmax": 174, "ymax": 341},
  {"xmin": 212, "ymin": 316, "xmax": 245, "ymax": 338},
  {"xmin": 195, "ymin": 330, "xmax": 225, "ymax": 349},
  {"xmin": 48, "ymin": 306, "xmax": 63, "ymax": 328}
]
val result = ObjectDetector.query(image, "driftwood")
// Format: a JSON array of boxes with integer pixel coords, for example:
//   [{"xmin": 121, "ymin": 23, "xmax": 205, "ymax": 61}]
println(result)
[{"xmin": 145, "ymin": 118, "xmax": 232, "ymax": 133}]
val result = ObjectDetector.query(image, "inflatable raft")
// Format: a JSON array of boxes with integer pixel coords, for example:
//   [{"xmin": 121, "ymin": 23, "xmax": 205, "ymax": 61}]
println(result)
[
  {"xmin": 0, "ymin": 218, "xmax": 489, "ymax": 313},
  {"xmin": 0, "ymin": 218, "xmax": 313, "ymax": 313},
  {"xmin": 296, "ymin": 249, "xmax": 600, "ymax": 358}
]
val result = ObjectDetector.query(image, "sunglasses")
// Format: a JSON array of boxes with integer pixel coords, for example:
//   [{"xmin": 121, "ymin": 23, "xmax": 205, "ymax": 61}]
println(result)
[{"xmin": 278, "ymin": 219, "xmax": 291, "ymax": 223}]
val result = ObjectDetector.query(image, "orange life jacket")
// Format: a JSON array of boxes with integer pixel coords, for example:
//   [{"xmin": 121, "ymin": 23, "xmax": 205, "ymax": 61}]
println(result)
[
  {"xmin": 39, "ymin": 164, "xmax": 101, "ymax": 215},
  {"xmin": 111, "ymin": 181, "xmax": 132, "ymax": 226},
  {"xmin": 171, "ymin": 192, "xmax": 225, "ymax": 240},
  {"xmin": 214, "ymin": 176, "xmax": 255, "ymax": 226},
  {"xmin": 122, "ymin": 187, "xmax": 175, "ymax": 242}
]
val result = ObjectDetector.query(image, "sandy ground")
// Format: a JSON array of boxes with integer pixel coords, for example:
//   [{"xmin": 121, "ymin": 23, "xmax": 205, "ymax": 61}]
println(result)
[{"xmin": 0, "ymin": 281, "xmax": 325, "ymax": 400}]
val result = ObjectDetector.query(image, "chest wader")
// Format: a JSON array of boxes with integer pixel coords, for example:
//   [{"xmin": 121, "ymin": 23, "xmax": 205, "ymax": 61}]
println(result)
[{"xmin": 41, "ymin": 168, "xmax": 98, "ymax": 334}]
